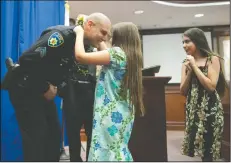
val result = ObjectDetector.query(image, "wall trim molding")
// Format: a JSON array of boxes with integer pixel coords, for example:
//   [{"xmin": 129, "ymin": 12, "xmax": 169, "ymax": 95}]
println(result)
[
  {"xmin": 167, "ymin": 121, "xmax": 185, "ymax": 131},
  {"xmin": 139, "ymin": 25, "xmax": 230, "ymax": 36}
]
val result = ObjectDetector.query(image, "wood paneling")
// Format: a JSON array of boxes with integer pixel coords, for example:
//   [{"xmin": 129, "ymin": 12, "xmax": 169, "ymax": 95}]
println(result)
[
  {"xmin": 221, "ymin": 87, "xmax": 230, "ymax": 161},
  {"xmin": 81, "ymin": 129, "xmax": 87, "ymax": 142},
  {"xmin": 165, "ymin": 84, "xmax": 186, "ymax": 130},
  {"xmin": 129, "ymin": 76, "xmax": 171, "ymax": 161}
]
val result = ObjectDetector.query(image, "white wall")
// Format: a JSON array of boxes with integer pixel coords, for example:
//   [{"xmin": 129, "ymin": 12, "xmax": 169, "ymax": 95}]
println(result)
[{"xmin": 142, "ymin": 32, "xmax": 212, "ymax": 83}]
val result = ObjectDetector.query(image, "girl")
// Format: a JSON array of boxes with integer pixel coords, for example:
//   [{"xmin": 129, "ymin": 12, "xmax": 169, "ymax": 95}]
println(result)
[
  {"xmin": 180, "ymin": 28, "xmax": 228, "ymax": 161},
  {"xmin": 73, "ymin": 22, "xmax": 144, "ymax": 161}
]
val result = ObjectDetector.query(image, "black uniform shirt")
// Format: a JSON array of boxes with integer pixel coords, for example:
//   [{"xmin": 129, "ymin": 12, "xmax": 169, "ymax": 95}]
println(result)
[
  {"xmin": 19, "ymin": 25, "xmax": 96, "ymax": 94},
  {"xmin": 19, "ymin": 25, "xmax": 76, "ymax": 94}
]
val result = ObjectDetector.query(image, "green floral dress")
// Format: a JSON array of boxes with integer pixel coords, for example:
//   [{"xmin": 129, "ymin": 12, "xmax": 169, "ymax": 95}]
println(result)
[
  {"xmin": 181, "ymin": 59, "xmax": 224, "ymax": 161},
  {"xmin": 87, "ymin": 47, "xmax": 134, "ymax": 161}
]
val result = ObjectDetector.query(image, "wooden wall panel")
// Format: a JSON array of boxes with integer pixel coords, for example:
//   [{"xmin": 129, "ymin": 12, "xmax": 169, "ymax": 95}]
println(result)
[
  {"xmin": 221, "ymin": 87, "xmax": 230, "ymax": 161},
  {"xmin": 81, "ymin": 128, "xmax": 87, "ymax": 142},
  {"xmin": 165, "ymin": 85, "xmax": 186, "ymax": 130}
]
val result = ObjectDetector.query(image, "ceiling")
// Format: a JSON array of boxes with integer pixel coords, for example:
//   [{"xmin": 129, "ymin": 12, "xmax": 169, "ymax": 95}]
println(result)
[{"xmin": 68, "ymin": 1, "xmax": 230, "ymax": 30}]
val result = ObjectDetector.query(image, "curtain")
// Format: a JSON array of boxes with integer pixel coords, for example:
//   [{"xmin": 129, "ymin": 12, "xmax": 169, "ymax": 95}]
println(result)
[{"xmin": 1, "ymin": 1, "xmax": 65, "ymax": 161}]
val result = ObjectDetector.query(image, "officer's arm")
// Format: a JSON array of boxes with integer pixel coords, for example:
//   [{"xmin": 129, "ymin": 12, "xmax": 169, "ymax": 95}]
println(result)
[
  {"xmin": 19, "ymin": 49, "xmax": 50, "ymax": 94},
  {"xmin": 19, "ymin": 49, "xmax": 45, "ymax": 69},
  {"xmin": 19, "ymin": 28, "xmax": 66, "ymax": 94},
  {"xmin": 19, "ymin": 27, "xmax": 54, "ymax": 70}
]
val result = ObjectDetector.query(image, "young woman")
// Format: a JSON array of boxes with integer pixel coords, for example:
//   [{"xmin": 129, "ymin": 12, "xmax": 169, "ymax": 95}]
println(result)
[
  {"xmin": 180, "ymin": 28, "xmax": 228, "ymax": 162},
  {"xmin": 73, "ymin": 21, "xmax": 144, "ymax": 161}
]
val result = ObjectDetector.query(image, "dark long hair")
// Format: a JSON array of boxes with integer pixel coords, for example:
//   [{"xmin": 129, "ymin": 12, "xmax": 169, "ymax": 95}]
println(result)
[
  {"xmin": 112, "ymin": 22, "xmax": 145, "ymax": 116},
  {"xmin": 184, "ymin": 28, "xmax": 228, "ymax": 97}
]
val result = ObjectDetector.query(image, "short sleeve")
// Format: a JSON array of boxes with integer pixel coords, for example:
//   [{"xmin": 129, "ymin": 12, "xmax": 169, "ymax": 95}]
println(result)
[{"xmin": 107, "ymin": 47, "xmax": 127, "ymax": 69}]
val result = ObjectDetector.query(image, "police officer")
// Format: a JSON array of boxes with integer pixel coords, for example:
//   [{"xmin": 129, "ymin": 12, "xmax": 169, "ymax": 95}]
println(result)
[
  {"xmin": 62, "ymin": 45, "xmax": 96, "ymax": 162},
  {"xmin": 5, "ymin": 13, "xmax": 111, "ymax": 162},
  {"xmin": 62, "ymin": 14, "xmax": 111, "ymax": 162}
]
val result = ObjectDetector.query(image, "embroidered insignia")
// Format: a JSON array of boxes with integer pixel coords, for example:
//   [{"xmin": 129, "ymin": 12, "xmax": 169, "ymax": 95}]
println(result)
[
  {"xmin": 35, "ymin": 47, "xmax": 47, "ymax": 58},
  {"xmin": 48, "ymin": 32, "xmax": 64, "ymax": 47}
]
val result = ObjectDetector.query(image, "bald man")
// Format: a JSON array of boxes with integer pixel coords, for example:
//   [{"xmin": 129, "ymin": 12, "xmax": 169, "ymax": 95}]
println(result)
[
  {"xmin": 60, "ymin": 13, "xmax": 111, "ymax": 162},
  {"xmin": 4, "ymin": 13, "xmax": 111, "ymax": 161}
]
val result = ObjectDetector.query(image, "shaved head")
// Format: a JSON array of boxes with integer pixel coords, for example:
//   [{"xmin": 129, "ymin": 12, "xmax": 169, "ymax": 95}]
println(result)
[
  {"xmin": 83, "ymin": 13, "xmax": 111, "ymax": 48},
  {"xmin": 86, "ymin": 13, "xmax": 111, "ymax": 26}
]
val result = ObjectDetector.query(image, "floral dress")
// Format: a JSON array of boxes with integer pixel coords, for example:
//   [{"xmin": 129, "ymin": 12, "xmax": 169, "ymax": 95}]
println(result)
[
  {"xmin": 181, "ymin": 58, "xmax": 224, "ymax": 161},
  {"xmin": 88, "ymin": 47, "xmax": 134, "ymax": 161}
]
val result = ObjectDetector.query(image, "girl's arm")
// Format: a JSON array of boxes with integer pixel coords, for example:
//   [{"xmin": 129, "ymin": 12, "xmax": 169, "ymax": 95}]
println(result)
[
  {"xmin": 74, "ymin": 27, "xmax": 110, "ymax": 65},
  {"xmin": 190, "ymin": 56, "xmax": 221, "ymax": 93},
  {"xmin": 180, "ymin": 61, "xmax": 193, "ymax": 96}
]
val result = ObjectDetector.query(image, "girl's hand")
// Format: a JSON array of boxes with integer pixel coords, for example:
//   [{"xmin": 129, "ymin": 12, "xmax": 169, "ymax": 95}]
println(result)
[
  {"xmin": 73, "ymin": 25, "xmax": 84, "ymax": 35},
  {"xmin": 184, "ymin": 61, "xmax": 192, "ymax": 74},
  {"xmin": 186, "ymin": 55, "xmax": 196, "ymax": 67}
]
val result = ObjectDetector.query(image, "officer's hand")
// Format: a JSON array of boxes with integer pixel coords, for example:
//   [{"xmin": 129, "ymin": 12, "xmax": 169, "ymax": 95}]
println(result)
[
  {"xmin": 43, "ymin": 84, "xmax": 57, "ymax": 101},
  {"xmin": 73, "ymin": 26, "xmax": 84, "ymax": 34}
]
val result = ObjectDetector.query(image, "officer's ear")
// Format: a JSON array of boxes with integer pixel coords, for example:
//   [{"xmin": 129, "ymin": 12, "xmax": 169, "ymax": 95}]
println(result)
[
  {"xmin": 84, "ymin": 20, "xmax": 95, "ymax": 33},
  {"xmin": 87, "ymin": 20, "xmax": 96, "ymax": 28}
]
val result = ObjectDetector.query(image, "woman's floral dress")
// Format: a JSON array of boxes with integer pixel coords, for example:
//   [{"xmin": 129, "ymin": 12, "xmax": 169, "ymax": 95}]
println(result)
[
  {"xmin": 181, "ymin": 58, "xmax": 224, "ymax": 161},
  {"xmin": 88, "ymin": 47, "xmax": 134, "ymax": 161}
]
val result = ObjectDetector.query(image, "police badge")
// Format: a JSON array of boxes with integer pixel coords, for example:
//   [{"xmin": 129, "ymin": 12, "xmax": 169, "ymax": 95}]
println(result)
[{"xmin": 48, "ymin": 32, "xmax": 64, "ymax": 47}]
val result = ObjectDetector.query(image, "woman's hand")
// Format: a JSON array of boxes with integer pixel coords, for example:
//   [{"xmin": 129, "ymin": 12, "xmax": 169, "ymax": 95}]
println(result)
[
  {"xmin": 184, "ymin": 61, "xmax": 192, "ymax": 74},
  {"xmin": 186, "ymin": 55, "xmax": 197, "ymax": 68}
]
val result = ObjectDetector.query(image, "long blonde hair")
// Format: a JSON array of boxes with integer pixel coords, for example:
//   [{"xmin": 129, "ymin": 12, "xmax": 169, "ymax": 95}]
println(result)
[{"xmin": 112, "ymin": 22, "xmax": 145, "ymax": 116}]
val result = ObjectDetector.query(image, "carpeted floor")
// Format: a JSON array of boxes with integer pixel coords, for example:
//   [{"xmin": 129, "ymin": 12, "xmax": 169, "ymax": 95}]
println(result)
[
  {"xmin": 167, "ymin": 131, "xmax": 201, "ymax": 162},
  {"xmin": 60, "ymin": 131, "xmax": 224, "ymax": 162}
]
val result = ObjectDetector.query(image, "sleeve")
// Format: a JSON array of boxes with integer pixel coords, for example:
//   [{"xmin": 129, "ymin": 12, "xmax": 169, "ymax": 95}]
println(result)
[
  {"xmin": 27, "ymin": 75, "xmax": 50, "ymax": 94},
  {"xmin": 19, "ymin": 39, "xmax": 50, "ymax": 94},
  {"xmin": 19, "ymin": 49, "xmax": 50, "ymax": 94},
  {"xmin": 19, "ymin": 48, "xmax": 46, "ymax": 70},
  {"xmin": 107, "ymin": 47, "xmax": 127, "ymax": 69},
  {"xmin": 19, "ymin": 29, "xmax": 66, "ymax": 67},
  {"xmin": 19, "ymin": 29, "xmax": 67, "ymax": 94}
]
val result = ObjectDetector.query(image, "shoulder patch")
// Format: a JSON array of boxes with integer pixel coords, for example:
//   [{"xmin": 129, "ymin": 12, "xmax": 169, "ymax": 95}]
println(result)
[
  {"xmin": 48, "ymin": 32, "xmax": 64, "ymax": 47},
  {"xmin": 35, "ymin": 47, "xmax": 47, "ymax": 58}
]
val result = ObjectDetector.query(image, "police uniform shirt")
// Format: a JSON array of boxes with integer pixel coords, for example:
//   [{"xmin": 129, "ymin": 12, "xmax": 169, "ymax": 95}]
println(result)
[{"xmin": 18, "ymin": 25, "xmax": 77, "ymax": 94}]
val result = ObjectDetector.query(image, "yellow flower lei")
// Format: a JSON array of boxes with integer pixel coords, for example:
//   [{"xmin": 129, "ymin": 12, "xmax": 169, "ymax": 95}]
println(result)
[{"xmin": 76, "ymin": 15, "xmax": 86, "ymax": 26}]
